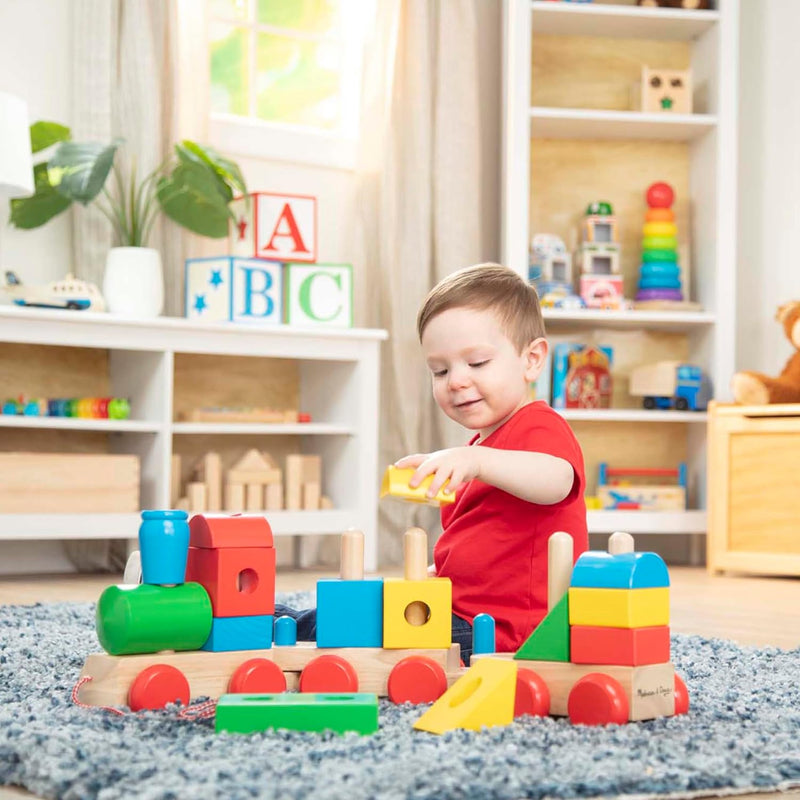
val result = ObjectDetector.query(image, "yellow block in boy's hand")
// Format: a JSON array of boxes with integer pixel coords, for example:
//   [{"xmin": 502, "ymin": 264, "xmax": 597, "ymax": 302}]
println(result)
[{"xmin": 379, "ymin": 466, "xmax": 455, "ymax": 506}]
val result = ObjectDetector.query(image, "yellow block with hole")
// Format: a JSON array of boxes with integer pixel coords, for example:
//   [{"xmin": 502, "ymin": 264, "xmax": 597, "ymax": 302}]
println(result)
[
  {"xmin": 380, "ymin": 466, "xmax": 455, "ymax": 506},
  {"xmin": 568, "ymin": 587, "xmax": 670, "ymax": 628},
  {"xmin": 382, "ymin": 577, "xmax": 452, "ymax": 649},
  {"xmin": 414, "ymin": 657, "xmax": 517, "ymax": 734},
  {"xmin": 642, "ymin": 222, "xmax": 678, "ymax": 238}
]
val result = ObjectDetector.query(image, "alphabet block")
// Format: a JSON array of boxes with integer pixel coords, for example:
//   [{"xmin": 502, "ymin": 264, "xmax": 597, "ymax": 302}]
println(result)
[
  {"xmin": 201, "ymin": 614, "xmax": 274, "ymax": 652},
  {"xmin": 284, "ymin": 263, "xmax": 353, "ymax": 328},
  {"xmin": 229, "ymin": 192, "xmax": 317, "ymax": 263},
  {"xmin": 382, "ymin": 577, "xmax": 452, "ymax": 649},
  {"xmin": 184, "ymin": 256, "xmax": 283, "ymax": 324},
  {"xmin": 316, "ymin": 579, "xmax": 384, "ymax": 648}
]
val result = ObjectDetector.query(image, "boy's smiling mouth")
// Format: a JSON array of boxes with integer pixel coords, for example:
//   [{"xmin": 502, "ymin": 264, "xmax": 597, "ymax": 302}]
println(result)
[{"xmin": 455, "ymin": 398, "xmax": 483, "ymax": 409}]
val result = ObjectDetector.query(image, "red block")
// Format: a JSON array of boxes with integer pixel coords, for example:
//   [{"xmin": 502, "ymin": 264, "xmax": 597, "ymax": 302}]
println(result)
[
  {"xmin": 570, "ymin": 625, "xmax": 670, "ymax": 666},
  {"xmin": 189, "ymin": 514, "xmax": 273, "ymax": 549},
  {"xmin": 186, "ymin": 545, "xmax": 275, "ymax": 617}
]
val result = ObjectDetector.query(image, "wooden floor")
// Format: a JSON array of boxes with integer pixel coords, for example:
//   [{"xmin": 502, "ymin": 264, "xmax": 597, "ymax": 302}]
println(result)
[{"xmin": 0, "ymin": 566, "xmax": 799, "ymax": 800}]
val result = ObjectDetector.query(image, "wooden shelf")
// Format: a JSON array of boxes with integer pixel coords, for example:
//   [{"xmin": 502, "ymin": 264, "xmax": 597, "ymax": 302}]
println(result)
[
  {"xmin": 543, "ymin": 308, "xmax": 715, "ymax": 331},
  {"xmin": 530, "ymin": 1, "xmax": 719, "ymax": 41},
  {"xmin": 530, "ymin": 107, "xmax": 717, "ymax": 141},
  {"xmin": 171, "ymin": 422, "xmax": 354, "ymax": 436},
  {"xmin": 559, "ymin": 409, "xmax": 708, "ymax": 423},
  {"xmin": 588, "ymin": 509, "xmax": 707, "ymax": 535},
  {"xmin": 0, "ymin": 416, "xmax": 161, "ymax": 433}
]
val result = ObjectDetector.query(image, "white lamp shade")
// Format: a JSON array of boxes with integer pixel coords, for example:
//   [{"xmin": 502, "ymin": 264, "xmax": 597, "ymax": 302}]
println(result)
[{"xmin": 0, "ymin": 91, "xmax": 34, "ymax": 198}]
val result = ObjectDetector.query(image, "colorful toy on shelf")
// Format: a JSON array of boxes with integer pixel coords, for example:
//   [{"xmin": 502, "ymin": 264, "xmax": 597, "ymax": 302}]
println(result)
[
  {"xmin": 181, "ymin": 407, "xmax": 309, "ymax": 424},
  {"xmin": 0, "ymin": 396, "xmax": 130, "ymax": 419},
  {"xmin": 3, "ymin": 270, "xmax": 106, "ymax": 311},
  {"xmin": 597, "ymin": 463, "xmax": 687, "ymax": 511},
  {"xmin": 528, "ymin": 233, "xmax": 581, "ymax": 306},
  {"xmin": 552, "ymin": 343, "xmax": 613, "ymax": 409},
  {"xmin": 576, "ymin": 202, "xmax": 626, "ymax": 309},
  {"xmin": 629, "ymin": 360, "xmax": 711, "ymax": 410},
  {"xmin": 641, "ymin": 67, "xmax": 692, "ymax": 114},
  {"xmin": 379, "ymin": 465, "xmax": 455, "ymax": 506},
  {"xmin": 638, "ymin": 0, "xmax": 710, "ymax": 9}
]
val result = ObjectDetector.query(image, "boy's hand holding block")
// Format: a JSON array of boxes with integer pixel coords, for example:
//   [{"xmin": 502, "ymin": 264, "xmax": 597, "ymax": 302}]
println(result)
[{"xmin": 380, "ymin": 465, "xmax": 455, "ymax": 506}]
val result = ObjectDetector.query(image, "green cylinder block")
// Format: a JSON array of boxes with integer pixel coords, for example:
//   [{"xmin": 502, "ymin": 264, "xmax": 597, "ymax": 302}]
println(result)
[{"xmin": 96, "ymin": 582, "xmax": 212, "ymax": 655}]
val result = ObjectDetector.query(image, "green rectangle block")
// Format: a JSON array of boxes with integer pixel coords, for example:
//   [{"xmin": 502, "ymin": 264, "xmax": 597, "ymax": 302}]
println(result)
[{"xmin": 215, "ymin": 692, "xmax": 379, "ymax": 735}]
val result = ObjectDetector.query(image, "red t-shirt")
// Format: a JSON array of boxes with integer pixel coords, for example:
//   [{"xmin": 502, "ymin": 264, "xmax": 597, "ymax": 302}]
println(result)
[{"xmin": 434, "ymin": 401, "xmax": 588, "ymax": 652}]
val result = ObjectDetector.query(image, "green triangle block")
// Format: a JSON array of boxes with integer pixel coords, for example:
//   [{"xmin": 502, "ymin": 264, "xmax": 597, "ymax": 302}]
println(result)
[{"xmin": 514, "ymin": 592, "xmax": 570, "ymax": 662}]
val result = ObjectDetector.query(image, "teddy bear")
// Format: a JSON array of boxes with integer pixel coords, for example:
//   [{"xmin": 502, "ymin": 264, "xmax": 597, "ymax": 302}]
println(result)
[{"xmin": 731, "ymin": 301, "xmax": 800, "ymax": 405}]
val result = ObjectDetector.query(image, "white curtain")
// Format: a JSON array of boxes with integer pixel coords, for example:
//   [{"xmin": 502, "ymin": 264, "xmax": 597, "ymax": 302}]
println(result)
[
  {"xmin": 68, "ymin": 0, "xmax": 208, "ymax": 569},
  {"xmin": 357, "ymin": 0, "xmax": 486, "ymax": 565}
]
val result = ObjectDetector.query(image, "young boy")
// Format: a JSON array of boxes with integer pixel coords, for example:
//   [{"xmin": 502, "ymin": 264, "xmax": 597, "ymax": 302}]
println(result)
[{"xmin": 394, "ymin": 262, "xmax": 588, "ymax": 659}]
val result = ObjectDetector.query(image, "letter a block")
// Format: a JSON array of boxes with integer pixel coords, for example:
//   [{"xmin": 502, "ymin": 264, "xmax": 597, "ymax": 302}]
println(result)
[
  {"xmin": 284, "ymin": 263, "xmax": 353, "ymax": 328},
  {"xmin": 184, "ymin": 256, "xmax": 283, "ymax": 324},
  {"xmin": 316, "ymin": 579, "xmax": 384, "ymax": 648},
  {"xmin": 383, "ymin": 577, "xmax": 451, "ymax": 649},
  {"xmin": 229, "ymin": 192, "xmax": 317, "ymax": 263},
  {"xmin": 413, "ymin": 658, "xmax": 517, "ymax": 734}
]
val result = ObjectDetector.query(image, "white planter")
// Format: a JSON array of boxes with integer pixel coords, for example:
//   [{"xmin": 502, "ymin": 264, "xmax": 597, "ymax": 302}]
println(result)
[{"xmin": 103, "ymin": 247, "xmax": 164, "ymax": 318}]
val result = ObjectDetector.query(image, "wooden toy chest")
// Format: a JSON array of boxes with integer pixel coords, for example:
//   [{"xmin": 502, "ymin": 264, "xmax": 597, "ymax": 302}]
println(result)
[
  {"xmin": 707, "ymin": 402, "xmax": 800, "ymax": 575},
  {"xmin": 0, "ymin": 452, "xmax": 140, "ymax": 513}
]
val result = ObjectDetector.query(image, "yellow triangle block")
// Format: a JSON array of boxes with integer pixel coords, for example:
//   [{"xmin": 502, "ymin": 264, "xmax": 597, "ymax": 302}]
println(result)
[
  {"xmin": 413, "ymin": 658, "xmax": 517, "ymax": 734},
  {"xmin": 379, "ymin": 466, "xmax": 454, "ymax": 506}
]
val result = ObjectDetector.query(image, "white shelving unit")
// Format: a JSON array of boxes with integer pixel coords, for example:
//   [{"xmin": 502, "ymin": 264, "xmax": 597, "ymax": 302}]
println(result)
[
  {"xmin": 0, "ymin": 306, "xmax": 387, "ymax": 571},
  {"xmin": 502, "ymin": 0, "xmax": 739, "ymax": 539}
]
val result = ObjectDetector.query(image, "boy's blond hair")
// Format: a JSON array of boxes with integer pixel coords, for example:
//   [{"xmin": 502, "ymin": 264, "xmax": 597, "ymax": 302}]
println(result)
[{"xmin": 417, "ymin": 263, "xmax": 546, "ymax": 351}]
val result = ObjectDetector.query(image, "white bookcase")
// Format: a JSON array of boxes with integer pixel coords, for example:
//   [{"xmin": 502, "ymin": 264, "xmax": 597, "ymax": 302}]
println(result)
[
  {"xmin": 502, "ymin": 0, "xmax": 739, "ymax": 542},
  {"xmin": 0, "ymin": 306, "xmax": 387, "ymax": 571}
]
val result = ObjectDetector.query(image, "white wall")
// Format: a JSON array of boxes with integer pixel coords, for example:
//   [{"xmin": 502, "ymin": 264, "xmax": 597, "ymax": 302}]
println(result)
[
  {"xmin": 737, "ymin": 0, "xmax": 800, "ymax": 375},
  {"xmin": 0, "ymin": 0, "xmax": 73, "ymax": 288}
]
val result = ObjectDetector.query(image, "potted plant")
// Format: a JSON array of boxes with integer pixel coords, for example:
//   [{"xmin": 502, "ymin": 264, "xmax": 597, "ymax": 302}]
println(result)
[{"xmin": 9, "ymin": 121, "xmax": 246, "ymax": 317}]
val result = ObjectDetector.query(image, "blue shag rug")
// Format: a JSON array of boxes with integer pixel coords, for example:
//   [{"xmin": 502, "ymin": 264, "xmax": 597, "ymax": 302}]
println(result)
[{"xmin": 1, "ymin": 592, "xmax": 800, "ymax": 800}]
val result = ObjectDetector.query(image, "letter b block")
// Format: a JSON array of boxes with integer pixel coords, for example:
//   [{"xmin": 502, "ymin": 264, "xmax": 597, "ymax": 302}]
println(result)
[{"xmin": 383, "ymin": 577, "xmax": 452, "ymax": 649}]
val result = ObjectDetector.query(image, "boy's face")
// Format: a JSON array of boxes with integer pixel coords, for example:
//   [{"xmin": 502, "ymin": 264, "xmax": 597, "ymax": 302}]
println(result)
[{"xmin": 421, "ymin": 306, "xmax": 547, "ymax": 439}]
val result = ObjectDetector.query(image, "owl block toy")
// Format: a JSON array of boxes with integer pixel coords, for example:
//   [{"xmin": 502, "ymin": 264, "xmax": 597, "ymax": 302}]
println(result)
[
  {"xmin": 284, "ymin": 263, "xmax": 353, "ymax": 328},
  {"xmin": 641, "ymin": 67, "xmax": 692, "ymax": 114},
  {"xmin": 184, "ymin": 256, "xmax": 283, "ymax": 324},
  {"xmin": 229, "ymin": 192, "xmax": 317, "ymax": 263}
]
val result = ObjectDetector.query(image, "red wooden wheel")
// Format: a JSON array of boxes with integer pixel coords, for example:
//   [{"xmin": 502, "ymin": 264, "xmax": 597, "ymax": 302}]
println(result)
[
  {"xmin": 228, "ymin": 658, "xmax": 287, "ymax": 694},
  {"xmin": 128, "ymin": 664, "xmax": 190, "ymax": 711},
  {"xmin": 674, "ymin": 673, "xmax": 690, "ymax": 715},
  {"xmin": 387, "ymin": 656, "xmax": 448, "ymax": 704},
  {"xmin": 299, "ymin": 654, "xmax": 359, "ymax": 693},
  {"xmin": 514, "ymin": 668, "xmax": 550, "ymax": 718},
  {"xmin": 567, "ymin": 673, "xmax": 629, "ymax": 726}
]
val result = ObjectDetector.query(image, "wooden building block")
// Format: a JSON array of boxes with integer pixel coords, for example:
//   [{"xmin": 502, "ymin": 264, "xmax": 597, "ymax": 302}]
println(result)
[
  {"xmin": 302, "ymin": 481, "xmax": 321, "ymax": 510},
  {"xmin": 414, "ymin": 658, "xmax": 517, "ymax": 734},
  {"xmin": 189, "ymin": 514, "xmax": 273, "ymax": 549},
  {"xmin": 196, "ymin": 452, "xmax": 222, "ymax": 511},
  {"xmin": 568, "ymin": 587, "xmax": 670, "ymax": 629},
  {"xmin": 201, "ymin": 614, "xmax": 273, "ymax": 652},
  {"xmin": 285, "ymin": 454, "xmax": 304, "ymax": 510},
  {"xmin": 514, "ymin": 592, "xmax": 570, "ymax": 662},
  {"xmin": 187, "ymin": 482, "xmax": 207, "ymax": 513},
  {"xmin": 570, "ymin": 625, "xmax": 670, "ymax": 666},
  {"xmin": 316, "ymin": 580, "xmax": 384, "ymax": 648},
  {"xmin": 170, "ymin": 454, "xmax": 182, "ymax": 507},
  {"xmin": 641, "ymin": 66, "xmax": 692, "ymax": 114},
  {"xmin": 265, "ymin": 483, "xmax": 283, "ymax": 510},
  {"xmin": 383, "ymin": 578, "xmax": 452, "ymax": 649},
  {"xmin": 320, "ymin": 495, "xmax": 334, "ymax": 510},
  {"xmin": 245, "ymin": 483, "xmax": 262, "ymax": 511},
  {"xmin": 570, "ymin": 551, "xmax": 670, "ymax": 590},
  {"xmin": 224, "ymin": 482, "xmax": 245, "ymax": 511},
  {"xmin": 0, "ymin": 453, "xmax": 139, "ymax": 513},
  {"xmin": 228, "ymin": 448, "xmax": 282, "ymax": 484}
]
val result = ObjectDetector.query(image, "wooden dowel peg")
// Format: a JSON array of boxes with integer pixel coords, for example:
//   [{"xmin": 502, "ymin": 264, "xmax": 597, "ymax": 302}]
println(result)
[
  {"xmin": 609, "ymin": 531, "xmax": 635, "ymax": 555},
  {"xmin": 403, "ymin": 527, "xmax": 428, "ymax": 581},
  {"xmin": 340, "ymin": 528, "xmax": 364, "ymax": 581},
  {"xmin": 548, "ymin": 531, "xmax": 574, "ymax": 611}
]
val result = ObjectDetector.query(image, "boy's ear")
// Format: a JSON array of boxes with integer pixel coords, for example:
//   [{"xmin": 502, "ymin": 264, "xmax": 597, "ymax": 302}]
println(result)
[{"xmin": 523, "ymin": 337, "xmax": 549, "ymax": 382}]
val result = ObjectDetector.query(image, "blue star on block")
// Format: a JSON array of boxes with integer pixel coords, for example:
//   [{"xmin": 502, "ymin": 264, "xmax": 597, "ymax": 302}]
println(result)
[
  {"xmin": 209, "ymin": 269, "xmax": 224, "ymax": 288},
  {"xmin": 194, "ymin": 294, "xmax": 208, "ymax": 313}
]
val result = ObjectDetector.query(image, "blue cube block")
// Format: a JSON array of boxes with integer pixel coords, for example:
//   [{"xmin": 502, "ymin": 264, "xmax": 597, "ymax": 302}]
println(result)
[
  {"xmin": 316, "ymin": 579, "xmax": 383, "ymax": 648},
  {"xmin": 201, "ymin": 614, "xmax": 274, "ymax": 652},
  {"xmin": 185, "ymin": 256, "xmax": 283, "ymax": 324}
]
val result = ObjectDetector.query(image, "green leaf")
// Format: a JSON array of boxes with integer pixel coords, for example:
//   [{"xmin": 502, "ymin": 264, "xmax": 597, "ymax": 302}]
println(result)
[
  {"xmin": 30, "ymin": 121, "xmax": 71, "ymax": 154},
  {"xmin": 48, "ymin": 139, "xmax": 122, "ymax": 204},
  {"xmin": 176, "ymin": 140, "xmax": 247, "ymax": 201},
  {"xmin": 156, "ymin": 162, "xmax": 232, "ymax": 237},
  {"xmin": 8, "ymin": 162, "xmax": 72, "ymax": 228}
]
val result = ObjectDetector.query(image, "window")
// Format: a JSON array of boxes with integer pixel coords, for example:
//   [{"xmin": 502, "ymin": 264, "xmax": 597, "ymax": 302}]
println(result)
[{"xmin": 208, "ymin": 0, "xmax": 372, "ymax": 170}]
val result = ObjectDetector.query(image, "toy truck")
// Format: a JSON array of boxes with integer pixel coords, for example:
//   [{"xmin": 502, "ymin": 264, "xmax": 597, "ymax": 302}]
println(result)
[{"xmin": 629, "ymin": 360, "xmax": 711, "ymax": 410}]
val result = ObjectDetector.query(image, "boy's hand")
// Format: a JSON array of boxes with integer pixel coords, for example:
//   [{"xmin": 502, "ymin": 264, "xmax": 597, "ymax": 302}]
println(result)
[{"xmin": 394, "ymin": 447, "xmax": 481, "ymax": 499}]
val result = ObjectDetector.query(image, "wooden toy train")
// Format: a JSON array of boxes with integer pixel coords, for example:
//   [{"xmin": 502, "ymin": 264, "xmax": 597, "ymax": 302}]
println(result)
[{"xmin": 77, "ymin": 513, "xmax": 689, "ymax": 727}]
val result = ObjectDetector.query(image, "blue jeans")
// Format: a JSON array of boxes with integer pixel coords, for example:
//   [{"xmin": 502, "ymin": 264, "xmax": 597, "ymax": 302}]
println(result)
[{"xmin": 273, "ymin": 604, "xmax": 474, "ymax": 663}]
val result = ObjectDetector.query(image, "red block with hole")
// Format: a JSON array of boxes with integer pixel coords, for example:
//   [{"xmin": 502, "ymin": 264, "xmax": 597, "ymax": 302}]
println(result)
[
  {"xmin": 185, "ymin": 545, "xmax": 275, "ymax": 617},
  {"xmin": 189, "ymin": 514, "xmax": 273, "ymax": 549}
]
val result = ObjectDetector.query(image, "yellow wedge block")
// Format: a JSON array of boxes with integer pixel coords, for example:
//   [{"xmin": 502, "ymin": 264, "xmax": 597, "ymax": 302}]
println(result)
[
  {"xmin": 568, "ymin": 587, "xmax": 670, "ymax": 628},
  {"xmin": 380, "ymin": 466, "xmax": 455, "ymax": 506},
  {"xmin": 414, "ymin": 657, "xmax": 517, "ymax": 734},
  {"xmin": 383, "ymin": 578, "xmax": 452, "ymax": 649}
]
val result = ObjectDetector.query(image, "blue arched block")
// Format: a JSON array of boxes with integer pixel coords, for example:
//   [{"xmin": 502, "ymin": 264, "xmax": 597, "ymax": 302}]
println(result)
[
  {"xmin": 274, "ymin": 615, "xmax": 297, "ymax": 646},
  {"xmin": 472, "ymin": 613, "xmax": 496, "ymax": 655},
  {"xmin": 316, "ymin": 579, "xmax": 384, "ymax": 647},
  {"xmin": 570, "ymin": 551, "xmax": 669, "ymax": 589}
]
